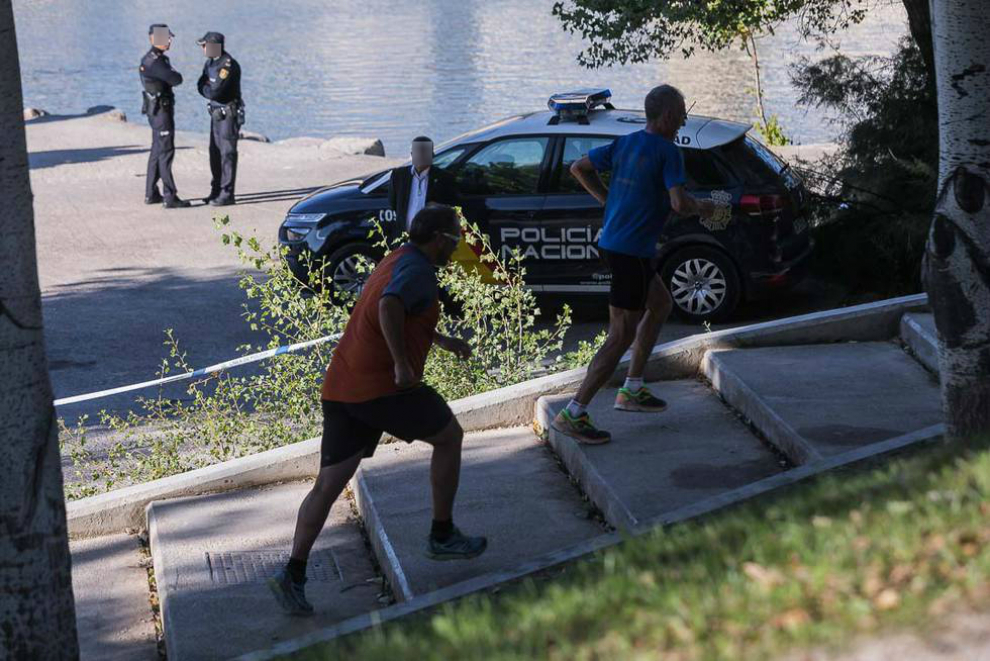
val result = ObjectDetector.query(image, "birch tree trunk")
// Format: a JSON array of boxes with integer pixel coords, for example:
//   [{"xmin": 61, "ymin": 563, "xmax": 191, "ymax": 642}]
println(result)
[
  {"xmin": 0, "ymin": 2, "xmax": 80, "ymax": 658},
  {"xmin": 924, "ymin": 0, "xmax": 990, "ymax": 441}
]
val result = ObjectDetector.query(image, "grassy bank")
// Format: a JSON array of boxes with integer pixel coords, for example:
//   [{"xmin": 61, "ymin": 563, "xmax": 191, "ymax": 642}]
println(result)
[{"xmin": 293, "ymin": 439, "xmax": 990, "ymax": 661}]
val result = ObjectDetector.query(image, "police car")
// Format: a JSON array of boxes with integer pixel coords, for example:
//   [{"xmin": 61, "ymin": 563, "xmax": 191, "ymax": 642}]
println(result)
[{"xmin": 279, "ymin": 89, "xmax": 812, "ymax": 322}]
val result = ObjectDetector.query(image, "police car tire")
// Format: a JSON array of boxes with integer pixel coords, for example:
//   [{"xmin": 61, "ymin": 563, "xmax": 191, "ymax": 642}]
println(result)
[
  {"xmin": 324, "ymin": 242, "xmax": 379, "ymax": 303},
  {"xmin": 660, "ymin": 245, "xmax": 741, "ymax": 324}
]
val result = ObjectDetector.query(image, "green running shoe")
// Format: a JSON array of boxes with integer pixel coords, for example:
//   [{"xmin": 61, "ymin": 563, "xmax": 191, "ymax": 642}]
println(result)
[
  {"xmin": 551, "ymin": 409, "xmax": 612, "ymax": 445},
  {"xmin": 614, "ymin": 386, "xmax": 668, "ymax": 413}
]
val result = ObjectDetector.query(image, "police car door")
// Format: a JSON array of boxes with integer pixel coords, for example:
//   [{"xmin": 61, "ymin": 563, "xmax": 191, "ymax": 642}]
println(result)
[
  {"xmin": 537, "ymin": 135, "xmax": 616, "ymax": 295},
  {"xmin": 454, "ymin": 136, "xmax": 550, "ymax": 280}
]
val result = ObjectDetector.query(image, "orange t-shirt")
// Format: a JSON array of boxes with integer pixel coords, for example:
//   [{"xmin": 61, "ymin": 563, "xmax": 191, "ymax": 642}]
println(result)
[{"xmin": 321, "ymin": 245, "xmax": 440, "ymax": 403}]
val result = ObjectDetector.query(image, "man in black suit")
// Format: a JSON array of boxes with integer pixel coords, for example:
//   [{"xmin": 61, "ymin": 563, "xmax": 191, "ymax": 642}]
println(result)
[{"xmin": 388, "ymin": 136, "xmax": 459, "ymax": 240}]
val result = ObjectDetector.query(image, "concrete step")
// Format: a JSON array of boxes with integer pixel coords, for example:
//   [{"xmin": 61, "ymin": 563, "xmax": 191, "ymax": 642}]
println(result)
[
  {"xmin": 352, "ymin": 426, "xmax": 603, "ymax": 601},
  {"xmin": 704, "ymin": 342, "xmax": 943, "ymax": 464},
  {"xmin": 536, "ymin": 381, "xmax": 785, "ymax": 530},
  {"xmin": 147, "ymin": 482, "xmax": 380, "ymax": 661},
  {"xmin": 901, "ymin": 312, "xmax": 939, "ymax": 373},
  {"xmin": 70, "ymin": 533, "xmax": 158, "ymax": 661}
]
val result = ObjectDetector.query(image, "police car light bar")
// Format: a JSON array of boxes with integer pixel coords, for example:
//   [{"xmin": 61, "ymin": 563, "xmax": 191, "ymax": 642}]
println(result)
[{"xmin": 548, "ymin": 88, "xmax": 614, "ymax": 125}]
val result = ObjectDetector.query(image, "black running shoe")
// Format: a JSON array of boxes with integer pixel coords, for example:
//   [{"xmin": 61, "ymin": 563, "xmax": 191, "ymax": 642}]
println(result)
[
  {"xmin": 267, "ymin": 568, "xmax": 314, "ymax": 616},
  {"xmin": 426, "ymin": 527, "xmax": 487, "ymax": 561}
]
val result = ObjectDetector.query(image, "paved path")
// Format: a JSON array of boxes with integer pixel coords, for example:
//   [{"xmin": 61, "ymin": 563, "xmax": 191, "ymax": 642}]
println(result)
[{"xmin": 70, "ymin": 533, "xmax": 158, "ymax": 661}]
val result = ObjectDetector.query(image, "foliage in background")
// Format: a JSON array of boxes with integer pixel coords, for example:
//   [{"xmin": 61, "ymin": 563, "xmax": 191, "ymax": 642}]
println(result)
[
  {"xmin": 756, "ymin": 112, "xmax": 792, "ymax": 147},
  {"xmin": 792, "ymin": 37, "xmax": 937, "ymax": 299},
  {"xmin": 60, "ymin": 215, "xmax": 595, "ymax": 499},
  {"xmin": 551, "ymin": 0, "xmax": 868, "ymax": 147},
  {"xmin": 302, "ymin": 438, "xmax": 990, "ymax": 661},
  {"xmin": 551, "ymin": 0, "xmax": 870, "ymax": 67}
]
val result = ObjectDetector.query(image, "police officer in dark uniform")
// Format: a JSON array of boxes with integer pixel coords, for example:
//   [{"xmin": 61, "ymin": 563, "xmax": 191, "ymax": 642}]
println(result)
[
  {"xmin": 140, "ymin": 23, "xmax": 190, "ymax": 208},
  {"xmin": 197, "ymin": 32, "xmax": 242, "ymax": 207}
]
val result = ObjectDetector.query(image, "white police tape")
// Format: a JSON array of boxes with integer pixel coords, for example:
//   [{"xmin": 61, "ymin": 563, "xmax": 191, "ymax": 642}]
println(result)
[{"xmin": 53, "ymin": 332, "xmax": 342, "ymax": 407}]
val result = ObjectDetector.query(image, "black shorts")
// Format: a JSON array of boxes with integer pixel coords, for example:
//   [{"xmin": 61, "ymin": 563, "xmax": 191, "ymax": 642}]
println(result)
[
  {"xmin": 599, "ymin": 247, "xmax": 658, "ymax": 311},
  {"xmin": 320, "ymin": 385, "xmax": 453, "ymax": 467}
]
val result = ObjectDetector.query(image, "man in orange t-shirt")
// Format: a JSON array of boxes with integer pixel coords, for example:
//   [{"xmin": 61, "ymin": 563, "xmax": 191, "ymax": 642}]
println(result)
[{"xmin": 269, "ymin": 204, "xmax": 487, "ymax": 616}]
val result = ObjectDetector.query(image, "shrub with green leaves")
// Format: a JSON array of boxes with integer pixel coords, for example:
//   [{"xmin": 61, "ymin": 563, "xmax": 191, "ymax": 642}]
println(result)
[{"xmin": 60, "ymin": 213, "xmax": 586, "ymax": 499}]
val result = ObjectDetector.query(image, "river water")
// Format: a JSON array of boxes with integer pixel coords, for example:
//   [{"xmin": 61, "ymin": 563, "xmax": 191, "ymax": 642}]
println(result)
[{"xmin": 14, "ymin": 0, "xmax": 907, "ymax": 155}]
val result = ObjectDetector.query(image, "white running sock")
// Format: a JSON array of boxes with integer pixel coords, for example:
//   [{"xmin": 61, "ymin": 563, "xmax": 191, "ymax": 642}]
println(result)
[
  {"xmin": 623, "ymin": 377, "xmax": 644, "ymax": 392},
  {"xmin": 565, "ymin": 399, "xmax": 587, "ymax": 418}
]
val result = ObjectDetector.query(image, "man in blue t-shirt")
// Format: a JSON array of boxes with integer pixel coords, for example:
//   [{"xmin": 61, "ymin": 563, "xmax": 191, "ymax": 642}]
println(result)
[{"xmin": 552, "ymin": 85, "xmax": 715, "ymax": 444}]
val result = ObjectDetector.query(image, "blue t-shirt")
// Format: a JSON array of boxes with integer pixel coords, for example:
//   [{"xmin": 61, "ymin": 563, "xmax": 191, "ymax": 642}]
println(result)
[{"xmin": 588, "ymin": 130, "xmax": 686, "ymax": 258}]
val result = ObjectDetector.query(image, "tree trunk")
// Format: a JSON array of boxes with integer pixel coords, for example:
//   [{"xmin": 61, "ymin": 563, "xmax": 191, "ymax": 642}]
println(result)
[
  {"xmin": 746, "ymin": 31, "xmax": 770, "ymax": 132},
  {"xmin": 0, "ymin": 3, "xmax": 80, "ymax": 658},
  {"xmin": 924, "ymin": 0, "xmax": 990, "ymax": 441},
  {"xmin": 902, "ymin": 0, "xmax": 934, "ymax": 82}
]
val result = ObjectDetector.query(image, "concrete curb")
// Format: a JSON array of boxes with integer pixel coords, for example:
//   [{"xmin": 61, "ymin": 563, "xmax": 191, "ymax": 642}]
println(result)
[
  {"xmin": 350, "ymin": 468, "xmax": 415, "ymax": 602},
  {"xmin": 534, "ymin": 397, "xmax": 640, "ymax": 530},
  {"xmin": 644, "ymin": 423, "xmax": 944, "ymax": 528},
  {"xmin": 639, "ymin": 293, "xmax": 927, "ymax": 382},
  {"xmin": 68, "ymin": 438, "xmax": 321, "ymax": 538},
  {"xmin": 234, "ymin": 422, "xmax": 945, "ymax": 661},
  {"xmin": 67, "ymin": 294, "xmax": 928, "ymax": 538},
  {"xmin": 702, "ymin": 349, "xmax": 823, "ymax": 465},
  {"xmin": 146, "ymin": 501, "xmax": 179, "ymax": 661},
  {"xmin": 900, "ymin": 312, "xmax": 940, "ymax": 375}
]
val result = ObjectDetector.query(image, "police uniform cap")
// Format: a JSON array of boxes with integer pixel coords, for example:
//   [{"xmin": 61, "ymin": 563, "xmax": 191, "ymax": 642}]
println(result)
[
  {"xmin": 197, "ymin": 32, "xmax": 225, "ymax": 46},
  {"xmin": 148, "ymin": 23, "xmax": 174, "ymax": 37}
]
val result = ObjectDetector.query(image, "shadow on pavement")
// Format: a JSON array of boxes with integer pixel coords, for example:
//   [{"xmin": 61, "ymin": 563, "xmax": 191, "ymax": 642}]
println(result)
[
  {"xmin": 29, "ymin": 145, "xmax": 193, "ymax": 169},
  {"xmin": 224, "ymin": 186, "xmax": 324, "ymax": 206},
  {"xmin": 44, "ymin": 266, "xmax": 267, "ymax": 423}
]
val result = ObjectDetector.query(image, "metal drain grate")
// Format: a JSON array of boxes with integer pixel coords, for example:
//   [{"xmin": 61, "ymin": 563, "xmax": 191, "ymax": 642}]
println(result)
[{"xmin": 205, "ymin": 550, "xmax": 341, "ymax": 584}]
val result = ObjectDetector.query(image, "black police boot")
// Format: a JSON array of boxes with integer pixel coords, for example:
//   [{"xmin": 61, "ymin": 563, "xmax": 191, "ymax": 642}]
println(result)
[
  {"xmin": 163, "ymin": 196, "xmax": 192, "ymax": 209},
  {"xmin": 209, "ymin": 196, "xmax": 235, "ymax": 207},
  {"xmin": 204, "ymin": 190, "xmax": 220, "ymax": 204},
  {"xmin": 145, "ymin": 192, "xmax": 164, "ymax": 205}
]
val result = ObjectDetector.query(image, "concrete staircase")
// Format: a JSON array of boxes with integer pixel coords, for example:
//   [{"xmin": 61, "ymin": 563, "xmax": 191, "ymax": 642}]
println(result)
[{"xmin": 69, "ymin": 308, "xmax": 946, "ymax": 661}]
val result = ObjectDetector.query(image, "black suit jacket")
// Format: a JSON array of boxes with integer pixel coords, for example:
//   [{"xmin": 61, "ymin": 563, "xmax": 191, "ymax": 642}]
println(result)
[{"xmin": 388, "ymin": 166, "xmax": 460, "ymax": 235}]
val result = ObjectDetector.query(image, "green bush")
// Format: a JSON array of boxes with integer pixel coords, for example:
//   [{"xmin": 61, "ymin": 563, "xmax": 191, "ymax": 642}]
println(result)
[
  {"xmin": 59, "ymin": 214, "xmax": 596, "ymax": 499},
  {"xmin": 791, "ymin": 38, "xmax": 937, "ymax": 299}
]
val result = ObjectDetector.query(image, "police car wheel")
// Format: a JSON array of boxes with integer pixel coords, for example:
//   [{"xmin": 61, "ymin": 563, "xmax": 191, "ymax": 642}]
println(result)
[
  {"xmin": 661, "ymin": 246, "xmax": 741, "ymax": 324},
  {"xmin": 325, "ymin": 243, "xmax": 379, "ymax": 302}
]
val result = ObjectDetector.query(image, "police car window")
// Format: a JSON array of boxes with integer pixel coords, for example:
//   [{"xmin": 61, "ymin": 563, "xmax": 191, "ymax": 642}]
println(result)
[
  {"xmin": 682, "ymin": 149, "xmax": 733, "ymax": 189},
  {"xmin": 718, "ymin": 137, "xmax": 779, "ymax": 185},
  {"xmin": 432, "ymin": 147, "xmax": 466, "ymax": 169},
  {"xmin": 555, "ymin": 136, "xmax": 613, "ymax": 193},
  {"xmin": 456, "ymin": 137, "xmax": 548, "ymax": 195},
  {"xmin": 744, "ymin": 136, "xmax": 786, "ymax": 174}
]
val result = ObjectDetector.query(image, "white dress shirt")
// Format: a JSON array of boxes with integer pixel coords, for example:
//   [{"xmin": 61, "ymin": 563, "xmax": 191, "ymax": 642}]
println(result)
[{"xmin": 406, "ymin": 166, "xmax": 430, "ymax": 230}]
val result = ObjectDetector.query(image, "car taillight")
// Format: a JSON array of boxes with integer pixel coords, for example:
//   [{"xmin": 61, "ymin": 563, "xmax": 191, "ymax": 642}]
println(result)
[{"xmin": 739, "ymin": 194, "xmax": 789, "ymax": 217}]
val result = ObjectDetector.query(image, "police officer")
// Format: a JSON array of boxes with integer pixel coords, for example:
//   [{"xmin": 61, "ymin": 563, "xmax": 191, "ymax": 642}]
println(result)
[
  {"xmin": 140, "ymin": 24, "xmax": 190, "ymax": 209},
  {"xmin": 197, "ymin": 32, "xmax": 242, "ymax": 207}
]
